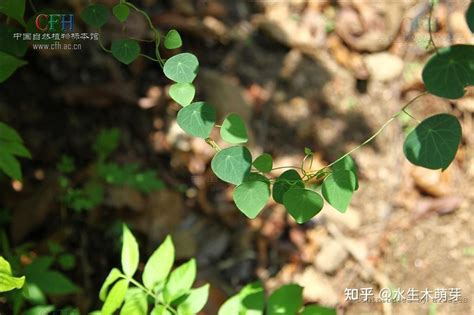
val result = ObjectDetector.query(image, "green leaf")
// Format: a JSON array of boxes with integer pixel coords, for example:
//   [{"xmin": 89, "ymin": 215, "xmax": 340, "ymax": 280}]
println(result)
[
  {"xmin": 322, "ymin": 170, "xmax": 357, "ymax": 213},
  {"xmin": 0, "ymin": 152, "xmax": 22, "ymax": 180},
  {"xmin": 467, "ymin": 1, "xmax": 474, "ymax": 33},
  {"xmin": 331, "ymin": 155, "xmax": 358, "ymax": 190},
  {"xmin": 24, "ymin": 256, "xmax": 54, "ymax": 274},
  {"xmin": 81, "ymin": 4, "xmax": 109, "ymax": 28},
  {"xmin": 163, "ymin": 53, "xmax": 199, "ymax": 83},
  {"xmin": 267, "ymin": 284, "xmax": 303, "ymax": 315},
  {"xmin": 253, "ymin": 153, "xmax": 273, "ymax": 173},
  {"xmin": 403, "ymin": 113, "xmax": 462, "ymax": 170},
  {"xmin": 169, "ymin": 83, "xmax": 195, "ymax": 106},
  {"xmin": 0, "ymin": 122, "xmax": 30, "ymax": 180},
  {"xmin": 218, "ymin": 282, "xmax": 265, "ymax": 315},
  {"xmin": 0, "ymin": 51, "xmax": 27, "ymax": 83},
  {"xmin": 58, "ymin": 254, "xmax": 76, "ymax": 270},
  {"xmin": 300, "ymin": 305, "xmax": 337, "ymax": 315},
  {"xmin": 283, "ymin": 188, "xmax": 324, "ymax": 224},
  {"xmin": 120, "ymin": 288, "xmax": 148, "ymax": 315},
  {"xmin": 47, "ymin": 241, "xmax": 64, "ymax": 254},
  {"xmin": 177, "ymin": 284, "xmax": 210, "ymax": 314},
  {"xmin": 233, "ymin": 173, "xmax": 270, "ymax": 219},
  {"xmin": 211, "ymin": 146, "xmax": 252, "ymax": 185},
  {"xmin": 0, "ymin": 141, "xmax": 31, "ymax": 158},
  {"xmin": 177, "ymin": 101, "xmax": 216, "ymax": 138},
  {"xmin": 422, "ymin": 45, "xmax": 474, "ymax": 99},
  {"xmin": 0, "ymin": 0, "xmax": 26, "ymax": 26},
  {"xmin": 0, "ymin": 122, "xmax": 22, "ymax": 142},
  {"xmin": 0, "ymin": 256, "xmax": 12, "ymax": 274},
  {"xmin": 23, "ymin": 306, "xmax": 55, "ymax": 315},
  {"xmin": 121, "ymin": 225, "xmax": 140, "ymax": 277},
  {"xmin": 27, "ymin": 270, "xmax": 79, "ymax": 294},
  {"xmin": 218, "ymin": 294, "xmax": 240, "ymax": 315},
  {"xmin": 111, "ymin": 39, "xmax": 141, "ymax": 65},
  {"xmin": 164, "ymin": 30, "xmax": 182, "ymax": 49},
  {"xmin": 23, "ymin": 283, "xmax": 47, "ymax": 304},
  {"xmin": 0, "ymin": 256, "xmax": 25, "ymax": 292},
  {"xmin": 113, "ymin": 4, "xmax": 130, "ymax": 23},
  {"xmin": 220, "ymin": 113, "xmax": 248, "ymax": 144},
  {"xmin": 272, "ymin": 170, "xmax": 304, "ymax": 204},
  {"xmin": 129, "ymin": 170, "xmax": 165, "ymax": 193},
  {"xmin": 151, "ymin": 306, "xmax": 173, "ymax": 315},
  {"xmin": 100, "ymin": 268, "xmax": 123, "ymax": 301},
  {"xmin": 164, "ymin": 259, "xmax": 196, "ymax": 303},
  {"xmin": 304, "ymin": 147, "xmax": 313, "ymax": 155},
  {"xmin": 93, "ymin": 128, "xmax": 121, "ymax": 159},
  {"xmin": 239, "ymin": 282, "xmax": 265, "ymax": 314},
  {"xmin": 143, "ymin": 236, "xmax": 175, "ymax": 290},
  {"xmin": 0, "ymin": 25, "xmax": 28, "ymax": 57},
  {"xmin": 102, "ymin": 279, "xmax": 129, "ymax": 315}
]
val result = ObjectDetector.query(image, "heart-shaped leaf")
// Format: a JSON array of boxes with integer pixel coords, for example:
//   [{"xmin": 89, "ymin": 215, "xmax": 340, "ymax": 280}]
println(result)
[
  {"xmin": 111, "ymin": 39, "xmax": 140, "ymax": 65},
  {"xmin": 331, "ymin": 155, "xmax": 359, "ymax": 190},
  {"xmin": 113, "ymin": 4, "xmax": 129, "ymax": 23},
  {"xmin": 283, "ymin": 188, "xmax": 324, "ymax": 224},
  {"xmin": 233, "ymin": 173, "xmax": 270, "ymax": 218},
  {"xmin": 403, "ymin": 113, "xmax": 462, "ymax": 170},
  {"xmin": 220, "ymin": 113, "xmax": 248, "ymax": 144},
  {"xmin": 272, "ymin": 170, "xmax": 304, "ymax": 204},
  {"xmin": 163, "ymin": 53, "xmax": 199, "ymax": 83},
  {"xmin": 176, "ymin": 102, "xmax": 216, "ymax": 138},
  {"xmin": 164, "ymin": 30, "xmax": 182, "ymax": 49},
  {"xmin": 211, "ymin": 146, "xmax": 252, "ymax": 185},
  {"xmin": 322, "ymin": 170, "xmax": 357, "ymax": 213},
  {"xmin": 81, "ymin": 4, "xmax": 109, "ymax": 28},
  {"xmin": 422, "ymin": 45, "xmax": 474, "ymax": 99},
  {"xmin": 169, "ymin": 83, "xmax": 195, "ymax": 106},
  {"xmin": 253, "ymin": 153, "xmax": 273, "ymax": 173}
]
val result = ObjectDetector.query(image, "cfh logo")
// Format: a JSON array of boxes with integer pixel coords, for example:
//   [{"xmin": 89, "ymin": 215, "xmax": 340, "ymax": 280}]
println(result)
[{"xmin": 35, "ymin": 14, "xmax": 74, "ymax": 32}]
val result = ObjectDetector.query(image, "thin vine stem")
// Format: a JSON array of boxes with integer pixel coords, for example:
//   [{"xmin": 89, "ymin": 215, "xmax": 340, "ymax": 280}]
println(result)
[
  {"xmin": 205, "ymin": 138, "xmax": 221, "ymax": 152},
  {"xmin": 140, "ymin": 53, "xmax": 160, "ymax": 62},
  {"xmin": 98, "ymin": 33, "xmax": 112, "ymax": 53},
  {"xmin": 402, "ymin": 109, "xmax": 421, "ymax": 123},
  {"xmin": 306, "ymin": 91, "xmax": 429, "ymax": 179},
  {"xmin": 427, "ymin": 0, "xmax": 439, "ymax": 52},
  {"xmin": 124, "ymin": 1, "xmax": 158, "ymax": 37},
  {"xmin": 124, "ymin": 0, "xmax": 165, "ymax": 67},
  {"xmin": 270, "ymin": 166, "xmax": 305, "ymax": 172}
]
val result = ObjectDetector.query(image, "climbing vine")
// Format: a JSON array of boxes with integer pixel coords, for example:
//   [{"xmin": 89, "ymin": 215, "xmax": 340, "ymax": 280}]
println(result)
[
  {"xmin": 77, "ymin": 0, "xmax": 470, "ymax": 224},
  {"xmin": 0, "ymin": 0, "xmax": 470, "ymax": 223}
]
